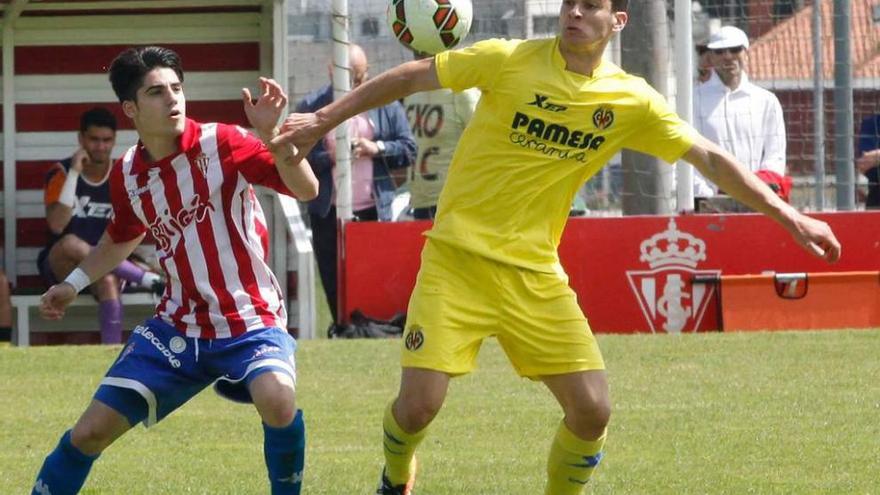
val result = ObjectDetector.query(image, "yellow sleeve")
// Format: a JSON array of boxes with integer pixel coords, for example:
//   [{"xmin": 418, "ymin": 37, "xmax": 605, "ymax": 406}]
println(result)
[
  {"xmin": 434, "ymin": 38, "xmax": 519, "ymax": 93},
  {"xmin": 623, "ymin": 83, "xmax": 698, "ymax": 164}
]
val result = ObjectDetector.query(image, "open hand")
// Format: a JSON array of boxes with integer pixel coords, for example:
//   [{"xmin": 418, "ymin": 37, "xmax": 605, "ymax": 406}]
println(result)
[
  {"xmin": 242, "ymin": 77, "xmax": 288, "ymax": 140},
  {"xmin": 39, "ymin": 283, "xmax": 77, "ymax": 320}
]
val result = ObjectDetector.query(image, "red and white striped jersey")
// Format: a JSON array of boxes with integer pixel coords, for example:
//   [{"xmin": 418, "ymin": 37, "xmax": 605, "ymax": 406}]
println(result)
[{"xmin": 107, "ymin": 119, "xmax": 294, "ymax": 339}]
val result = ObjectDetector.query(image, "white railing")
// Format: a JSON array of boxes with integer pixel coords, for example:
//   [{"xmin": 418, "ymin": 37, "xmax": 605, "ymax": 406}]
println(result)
[{"xmin": 275, "ymin": 193, "xmax": 317, "ymax": 339}]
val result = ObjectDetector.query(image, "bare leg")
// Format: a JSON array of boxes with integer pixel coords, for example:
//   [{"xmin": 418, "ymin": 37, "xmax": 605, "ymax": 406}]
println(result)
[
  {"xmin": 542, "ymin": 370, "xmax": 610, "ymax": 440},
  {"xmin": 48, "ymin": 234, "xmax": 91, "ymax": 281},
  {"xmin": 393, "ymin": 367, "xmax": 451, "ymax": 432},
  {"xmin": 250, "ymin": 371, "xmax": 297, "ymax": 427},
  {"xmin": 70, "ymin": 400, "xmax": 134, "ymax": 455}
]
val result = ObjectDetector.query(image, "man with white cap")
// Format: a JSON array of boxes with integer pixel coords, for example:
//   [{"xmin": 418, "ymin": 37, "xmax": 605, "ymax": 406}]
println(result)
[{"xmin": 693, "ymin": 25, "xmax": 788, "ymax": 202}]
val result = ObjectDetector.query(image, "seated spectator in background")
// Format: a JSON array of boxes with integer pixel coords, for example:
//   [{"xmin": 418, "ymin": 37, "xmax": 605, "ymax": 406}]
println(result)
[
  {"xmin": 692, "ymin": 26, "xmax": 788, "ymax": 202},
  {"xmin": 403, "ymin": 51, "xmax": 480, "ymax": 220},
  {"xmin": 38, "ymin": 107, "xmax": 162, "ymax": 344},
  {"xmin": 296, "ymin": 44, "xmax": 416, "ymax": 325},
  {"xmin": 856, "ymin": 113, "xmax": 880, "ymax": 209},
  {"xmin": 0, "ymin": 267, "xmax": 10, "ymax": 342}
]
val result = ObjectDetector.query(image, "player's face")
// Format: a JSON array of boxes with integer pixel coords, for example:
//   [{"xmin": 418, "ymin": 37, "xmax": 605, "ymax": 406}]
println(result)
[
  {"xmin": 78, "ymin": 126, "xmax": 115, "ymax": 166},
  {"xmin": 126, "ymin": 67, "xmax": 186, "ymax": 139},
  {"xmin": 709, "ymin": 45, "xmax": 747, "ymax": 85},
  {"xmin": 558, "ymin": 0, "xmax": 626, "ymax": 51}
]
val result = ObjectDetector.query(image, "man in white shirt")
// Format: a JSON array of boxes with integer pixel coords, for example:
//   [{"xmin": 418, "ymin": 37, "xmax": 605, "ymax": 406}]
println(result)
[{"xmin": 693, "ymin": 25, "xmax": 787, "ymax": 199}]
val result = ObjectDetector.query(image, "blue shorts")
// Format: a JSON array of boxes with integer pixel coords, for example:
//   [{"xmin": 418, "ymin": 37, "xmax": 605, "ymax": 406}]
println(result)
[{"xmin": 94, "ymin": 318, "xmax": 297, "ymax": 427}]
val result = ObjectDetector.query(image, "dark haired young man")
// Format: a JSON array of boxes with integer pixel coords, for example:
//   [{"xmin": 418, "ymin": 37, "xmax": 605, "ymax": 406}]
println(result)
[
  {"xmin": 32, "ymin": 46, "xmax": 317, "ymax": 495},
  {"xmin": 277, "ymin": 1, "xmax": 840, "ymax": 493},
  {"xmin": 39, "ymin": 107, "xmax": 164, "ymax": 344}
]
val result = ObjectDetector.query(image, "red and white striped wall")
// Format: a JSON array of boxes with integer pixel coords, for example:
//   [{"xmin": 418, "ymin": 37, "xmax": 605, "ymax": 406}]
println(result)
[{"xmin": 0, "ymin": 0, "xmax": 290, "ymax": 290}]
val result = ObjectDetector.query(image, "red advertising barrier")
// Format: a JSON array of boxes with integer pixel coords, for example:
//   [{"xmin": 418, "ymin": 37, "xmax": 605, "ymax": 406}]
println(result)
[
  {"xmin": 719, "ymin": 271, "xmax": 880, "ymax": 331},
  {"xmin": 341, "ymin": 212, "xmax": 880, "ymax": 333}
]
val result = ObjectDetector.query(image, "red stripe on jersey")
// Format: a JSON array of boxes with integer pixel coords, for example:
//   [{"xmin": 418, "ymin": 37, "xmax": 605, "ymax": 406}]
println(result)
[
  {"xmin": 15, "ymin": 43, "xmax": 260, "ymax": 75},
  {"xmin": 186, "ymin": 135, "xmax": 247, "ymax": 335},
  {"xmin": 16, "ymin": 101, "xmax": 247, "ymax": 132},
  {"xmin": 217, "ymin": 126, "xmax": 278, "ymax": 328}
]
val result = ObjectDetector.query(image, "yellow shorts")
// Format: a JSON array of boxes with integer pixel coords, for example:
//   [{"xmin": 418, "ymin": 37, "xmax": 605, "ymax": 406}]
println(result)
[{"xmin": 401, "ymin": 239, "xmax": 605, "ymax": 378}]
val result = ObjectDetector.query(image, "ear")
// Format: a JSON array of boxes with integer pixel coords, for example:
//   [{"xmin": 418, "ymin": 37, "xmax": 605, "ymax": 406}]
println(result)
[
  {"xmin": 122, "ymin": 100, "xmax": 137, "ymax": 119},
  {"xmin": 612, "ymin": 12, "xmax": 627, "ymax": 32}
]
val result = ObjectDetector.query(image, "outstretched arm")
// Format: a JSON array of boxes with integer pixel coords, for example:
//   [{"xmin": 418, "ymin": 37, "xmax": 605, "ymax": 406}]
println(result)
[
  {"xmin": 683, "ymin": 134, "xmax": 841, "ymax": 262},
  {"xmin": 272, "ymin": 58, "xmax": 441, "ymax": 155},
  {"xmin": 40, "ymin": 232, "xmax": 145, "ymax": 320}
]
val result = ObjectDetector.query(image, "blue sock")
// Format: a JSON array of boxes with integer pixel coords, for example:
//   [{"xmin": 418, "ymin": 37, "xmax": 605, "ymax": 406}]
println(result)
[
  {"xmin": 263, "ymin": 409, "xmax": 305, "ymax": 495},
  {"xmin": 32, "ymin": 430, "xmax": 99, "ymax": 495}
]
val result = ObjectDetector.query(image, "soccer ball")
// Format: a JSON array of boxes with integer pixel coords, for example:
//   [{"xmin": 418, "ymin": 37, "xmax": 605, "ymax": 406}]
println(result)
[{"xmin": 387, "ymin": 0, "xmax": 473, "ymax": 55}]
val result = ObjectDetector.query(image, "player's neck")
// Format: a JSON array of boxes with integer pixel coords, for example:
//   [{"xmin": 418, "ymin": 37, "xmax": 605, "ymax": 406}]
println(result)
[
  {"xmin": 139, "ymin": 134, "xmax": 178, "ymax": 163},
  {"xmin": 83, "ymin": 162, "xmax": 110, "ymax": 181},
  {"xmin": 558, "ymin": 40, "xmax": 605, "ymax": 77}
]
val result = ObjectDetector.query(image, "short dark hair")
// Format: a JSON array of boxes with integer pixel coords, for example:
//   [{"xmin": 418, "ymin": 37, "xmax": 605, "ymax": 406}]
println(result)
[
  {"xmin": 611, "ymin": 0, "xmax": 628, "ymax": 12},
  {"xmin": 80, "ymin": 107, "xmax": 117, "ymax": 133},
  {"xmin": 108, "ymin": 46, "xmax": 184, "ymax": 102}
]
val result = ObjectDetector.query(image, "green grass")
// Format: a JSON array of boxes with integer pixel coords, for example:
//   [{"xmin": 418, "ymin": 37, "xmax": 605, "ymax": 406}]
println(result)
[{"xmin": 2, "ymin": 330, "xmax": 879, "ymax": 494}]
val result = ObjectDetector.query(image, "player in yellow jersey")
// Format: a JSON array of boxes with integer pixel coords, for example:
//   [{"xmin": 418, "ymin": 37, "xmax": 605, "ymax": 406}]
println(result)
[{"xmin": 275, "ymin": 1, "xmax": 841, "ymax": 493}]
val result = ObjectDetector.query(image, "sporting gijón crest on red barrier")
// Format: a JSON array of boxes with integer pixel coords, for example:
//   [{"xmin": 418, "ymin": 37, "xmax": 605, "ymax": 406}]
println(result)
[{"xmin": 625, "ymin": 218, "xmax": 719, "ymax": 333}]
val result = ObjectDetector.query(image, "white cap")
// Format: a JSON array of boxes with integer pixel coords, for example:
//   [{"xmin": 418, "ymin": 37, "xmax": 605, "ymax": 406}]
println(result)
[{"xmin": 706, "ymin": 26, "xmax": 750, "ymax": 50}]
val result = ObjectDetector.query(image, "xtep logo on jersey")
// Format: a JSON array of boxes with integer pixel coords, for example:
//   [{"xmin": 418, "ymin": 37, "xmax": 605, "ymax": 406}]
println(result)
[
  {"xmin": 74, "ymin": 196, "xmax": 113, "ymax": 219},
  {"xmin": 527, "ymin": 93, "xmax": 568, "ymax": 112}
]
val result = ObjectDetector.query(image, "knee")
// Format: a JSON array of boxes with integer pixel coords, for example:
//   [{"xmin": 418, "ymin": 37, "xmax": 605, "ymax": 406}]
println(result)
[
  {"xmin": 58, "ymin": 235, "xmax": 90, "ymax": 260},
  {"xmin": 70, "ymin": 419, "xmax": 115, "ymax": 455},
  {"xmin": 566, "ymin": 396, "xmax": 611, "ymax": 434},
  {"xmin": 252, "ymin": 373, "xmax": 297, "ymax": 428},
  {"xmin": 395, "ymin": 391, "xmax": 444, "ymax": 432}
]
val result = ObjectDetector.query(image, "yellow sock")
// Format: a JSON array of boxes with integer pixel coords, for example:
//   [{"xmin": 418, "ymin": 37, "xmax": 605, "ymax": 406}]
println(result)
[
  {"xmin": 382, "ymin": 400, "xmax": 427, "ymax": 485},
  {"xmin": 545, "ymin": 421, "xmax": 606, "ymax": 495}
]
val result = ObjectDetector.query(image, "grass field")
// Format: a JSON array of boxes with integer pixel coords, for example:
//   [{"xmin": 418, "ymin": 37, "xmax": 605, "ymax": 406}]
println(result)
[{"xmin": 2, "ymin": 330, "xmax": 879, "ymax": 494}]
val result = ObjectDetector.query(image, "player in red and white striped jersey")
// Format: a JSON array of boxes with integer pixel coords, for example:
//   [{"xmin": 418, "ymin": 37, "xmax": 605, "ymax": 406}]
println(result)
[
  {"xmin": 110, "ymin": 114, "xmax": 292, "ymax": 339},
  {"xmin": 33, "ymin": 46, "xmax": 317, "ymax": 495}
]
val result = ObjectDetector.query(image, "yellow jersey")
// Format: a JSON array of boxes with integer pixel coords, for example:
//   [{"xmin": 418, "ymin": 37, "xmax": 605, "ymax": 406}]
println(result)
[{"xmin": 431, "ymin": 37, "xmax": 697, "ymax": 272}]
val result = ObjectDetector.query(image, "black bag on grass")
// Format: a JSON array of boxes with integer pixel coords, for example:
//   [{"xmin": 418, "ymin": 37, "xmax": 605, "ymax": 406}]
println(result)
[{"xmin": 328, "ymin": 310, "xmax": 406, "ymax": 339}]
